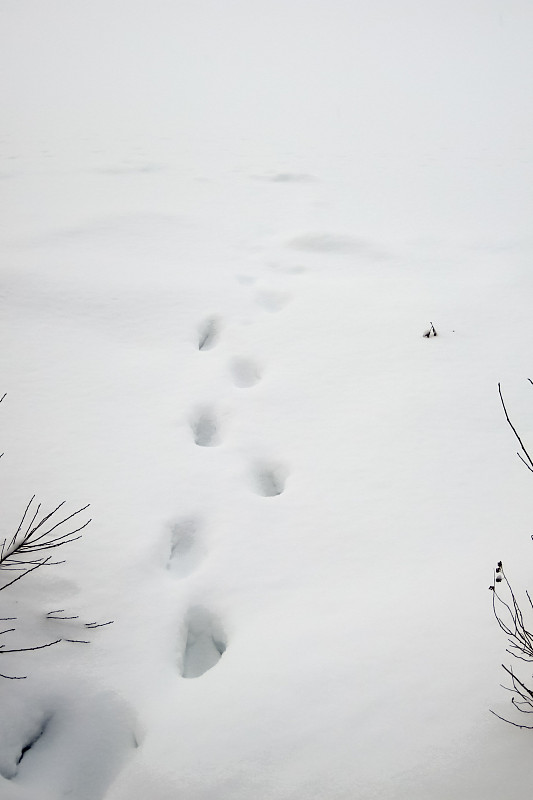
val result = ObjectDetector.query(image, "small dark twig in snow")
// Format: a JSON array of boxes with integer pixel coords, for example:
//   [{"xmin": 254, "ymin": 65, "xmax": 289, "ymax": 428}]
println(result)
[
  {"xmin": 422, "ymin": 322, "xmax": 437, "ymax": 338},
  {"xmin": 85, "ymin": 620, "xmax": 114, "ymax": 629}
]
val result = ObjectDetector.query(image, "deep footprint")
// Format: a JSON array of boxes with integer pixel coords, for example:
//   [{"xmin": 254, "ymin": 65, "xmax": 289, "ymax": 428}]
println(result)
[
  {"xmin": 252, "ymin": 461, "xmax": 288, "ymax": 497},
  {"xmin": 0, "ymin": 715, "xmax": 53, "ymax": 780},
  {"xmin": 197, "ymin": 316, "xmax": 220, "ymax": 351},
  {"xmin": 0, "ymin": 689, "xmax": 137, "ymax": 800},
  {"xmin": 190, "ymin": 407, "xmax": 220, "ymax": 447},
  {"xmin": 180, "ymin": 607, "xmax": 226, "ymax": 679},
  {"xmin": 229, "ymin": 357, "xmax": 261, "ymax": 388},
  {"xmin": 168, "ymin": 518, "xmax": 205, "ymax": 578}
]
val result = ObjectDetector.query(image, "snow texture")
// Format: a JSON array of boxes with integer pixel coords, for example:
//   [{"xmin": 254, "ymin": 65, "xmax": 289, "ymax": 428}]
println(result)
[{"xmin": 2, "ymin": 1, "xmax": 533, "ymax": 798}]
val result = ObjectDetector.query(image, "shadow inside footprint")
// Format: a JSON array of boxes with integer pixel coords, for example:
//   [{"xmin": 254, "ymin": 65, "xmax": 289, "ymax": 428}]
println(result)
[
  {"xmin": 190, "ymin": 408, "xmax": 220, "ymax": 447},
  {"xmin": 252, "ymin": 461, "xmax": 288, "ymax": 497},
  {"xmin": 197, "ymin": 316, "xmax": 220, "ymax": 351},
  {"xmin": 0, "ymin": 685, "xmax": 137, "ymax": 800},
  {"xmin": 180, "ymin": 607, "xmax": 226, "ymax": 679},
  {"xmin": 229, "ymin": 357, "xmax": 261, "ymax": 388},
  {"xmin": 168, "ymin": 518, "xmax": 205, "ymax": 578},
  {"xmin": 0, "ymin": 713, "xmax": 53, "ymax": 780}
]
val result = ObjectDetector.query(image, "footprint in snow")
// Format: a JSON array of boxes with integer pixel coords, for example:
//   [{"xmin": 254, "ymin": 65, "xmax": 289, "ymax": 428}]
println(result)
[
  {"xmin": 190, "ymin": 406, "xmax": 221, "ymax": 447},
  {"xmin": 0, "ymin": 712, "xmax": 53, "ymax": 780},
  {"xmin": 180, "ymin": 607, "xmax": 226, "ymax": 679},
  {"xmin": 279, "ymin": 265, "xmax": 307, "ymax": 275},
  {"xmin": 167, "ymin": 517, "xmax": 206, "ymax": 578},
  {"xmin": 0, "ymin": 688, "xmax": 136, "ymax": 800},
  {"xmin": 266, "ymin": 262, "xmax": 307, "ymax": 275},
  {"xmin": 251, "ymin": 460, "xmax": 288, "ymax": 497},
  {"xmin": 197, "ymin": 316, "xmax": 220, "ymax": 351},
  {"xmin": 236, "ymin": 274, "xmax": 256, "ymax": 285},
  {"xmin": 229, "ymin": 357, "xmax": 261, "ymax": 388},
  {"xmin": 254, "ymin": 289, "xmax": 291, "ymax": 313}
]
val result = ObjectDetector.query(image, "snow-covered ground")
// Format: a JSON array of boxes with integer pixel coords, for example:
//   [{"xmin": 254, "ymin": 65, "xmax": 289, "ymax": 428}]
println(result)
[{"xmin": 2, "ymin": 1, "xmax": 533, "ymax": 798}]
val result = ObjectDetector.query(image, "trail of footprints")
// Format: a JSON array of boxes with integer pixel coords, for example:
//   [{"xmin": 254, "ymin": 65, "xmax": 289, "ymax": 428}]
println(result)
[
  {"xmin": 2, "ymin": 267, "xmax": 297, "ymax": 791},
  {"xmin": 173, "ymin": 277, "xmax": 293, "ymax": 679}
]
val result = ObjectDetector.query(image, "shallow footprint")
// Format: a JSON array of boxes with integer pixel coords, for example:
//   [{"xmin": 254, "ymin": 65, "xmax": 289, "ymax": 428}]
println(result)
[
  {"xmin": 251, "ymin": 461, "xmax": 288, "ymax": 497},
  {"xmin": 167, "ymin": 518, "xmax": 205, "ymax": 578},
  {"xmin": 229, "ymin": 357, "xmax": 261, "ymax": 388},
  {"xmin": 190, "ymin": 407, "xmax": 221, "ymax": 447},
  {"xmin": 236, "ymin": 274, "xmax": 256, "ymax": 286},
  {"xmin": 281, "ymin": 265, "xmax": 307, "ymax": 275},
  {"xmin": 180, "ymin": 607, "xmax": 226, "ymax": 679},
  {"xmin": 254, "ymin": 289, "xmax": 291, "ymax": 313},
  {"xmin": 197, "ymin": 316, "xmax": 220, "ymax": 351}
]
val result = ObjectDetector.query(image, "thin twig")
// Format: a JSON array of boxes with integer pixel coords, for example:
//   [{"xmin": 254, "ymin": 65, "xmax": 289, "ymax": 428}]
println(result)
[
  {"xmin": 85, "ymin": 620, "xmax": 114, "ymax": 629},
  {"xmin": 498, "ymin": 383, "xmax": 533, "ymax": 471},
  {"xmin": 0, "ymin": 638, "xmax": 62, "ymax": 654},
  {"xmin": 0, "ymin": 558, "xmax": 51, "ymax": 593},
  {"xmin": 490, "ymin": 709, "xmax": 533, "ymax": 729}
]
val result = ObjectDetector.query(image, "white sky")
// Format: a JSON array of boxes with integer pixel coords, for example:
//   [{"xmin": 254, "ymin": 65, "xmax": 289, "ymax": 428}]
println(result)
[{"xmin": 1, "ymin": 0, "xmax": 532, "ymax": 155}]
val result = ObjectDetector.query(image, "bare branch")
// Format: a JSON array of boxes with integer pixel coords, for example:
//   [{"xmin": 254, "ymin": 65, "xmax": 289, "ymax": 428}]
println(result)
[
  {"xmin": 0, "ymin": 638, "xmax": 62, "ymax": 654},
  {"xmin": 0, "ymin": 399, "xmax": 112, "ymax": 680},
  {"xmin": 85, "ymin": 620, "xmax": 114, "ymax": 629},
  {"xmin": 0, "ymin": 498, "xmax": 91, "ymax": 595},
  {"xmin": 491, "ymin": 558, "xmax": 533, "ymax": 725},
  {"xmin": 498, "ymin": 383, "xmax": 533, "ymax": 471},
  {"xmin": 490, "ymin": 709, "xmax": 533, "ymax": 729},
  {"xmin": 0, "ymin": 558, "xmax": 51, "ymax": 593}
]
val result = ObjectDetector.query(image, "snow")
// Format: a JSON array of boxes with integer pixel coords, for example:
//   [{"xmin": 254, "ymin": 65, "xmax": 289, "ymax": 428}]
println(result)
[{"xmin": 1, "ymin": 1, "xmax": 533, "ymax": 797}]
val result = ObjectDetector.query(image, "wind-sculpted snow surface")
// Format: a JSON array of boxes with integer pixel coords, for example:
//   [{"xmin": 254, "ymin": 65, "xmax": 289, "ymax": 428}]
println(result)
[{"xmin": 2, "ymin": 1, "xmax": 533, "ymax": 798}]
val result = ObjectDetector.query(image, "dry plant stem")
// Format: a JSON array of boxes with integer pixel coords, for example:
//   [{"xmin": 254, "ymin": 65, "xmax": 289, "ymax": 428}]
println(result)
[
  {"xmin": 0, "ymin": 498, "xmax": 91, "ymax": 589},
  {"xmin": 0, "ymin": 559, "xmax": 50, "ymax": 593},
  {"xmin": 491, "ymin": 563, "xmax": 533, "ymax": 726},
  {"xmin": 0, "ymin": 495, "xmax": 108, "ymax": 678},
  {"xmin": 0, "ymin": 397, "xmax": 113, "ymax": 679},
  {"xmin": 491, "ymin": 384, "xmax": 533, "ymax": 725},
  {"xmin": 498, "ymin": 383, "xmax": 533, "ymax": 473},
  {"xmin": 491, "ymin": 568, "xmax": 533, "ymax": 660},
  {"xmin": 0, "ymin": 638, "xmax": 65, "ymax": 680}
]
